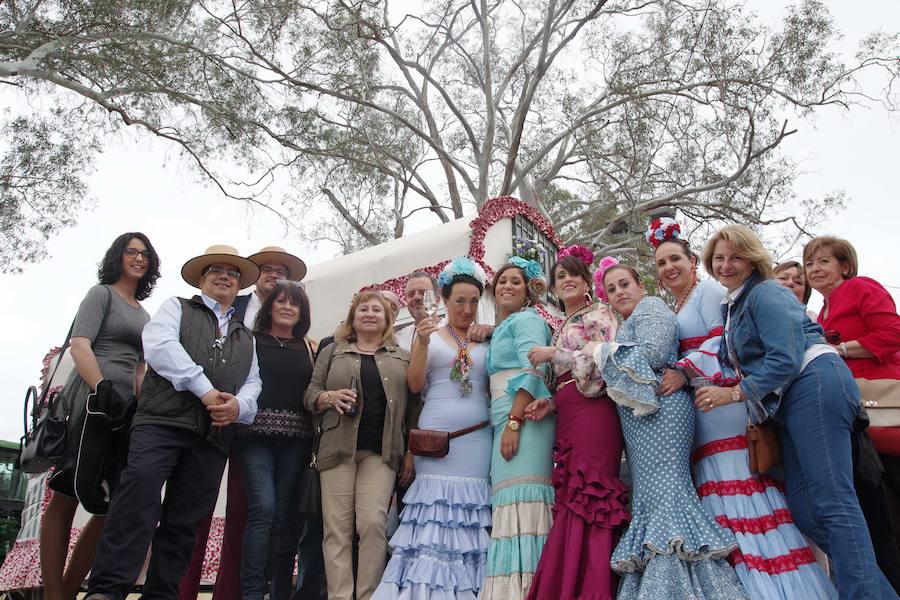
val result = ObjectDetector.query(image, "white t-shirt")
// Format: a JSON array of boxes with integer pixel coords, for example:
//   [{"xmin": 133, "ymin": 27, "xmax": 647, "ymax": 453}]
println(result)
[{"xmin": 243, "ymin": 291, "xmax": 263, "ymax": 330}]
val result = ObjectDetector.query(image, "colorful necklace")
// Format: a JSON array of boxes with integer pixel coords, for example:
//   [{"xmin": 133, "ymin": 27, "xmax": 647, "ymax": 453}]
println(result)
[{"xmin": 445, "ymin": 325, "xmax": 473, "ymax": 396}]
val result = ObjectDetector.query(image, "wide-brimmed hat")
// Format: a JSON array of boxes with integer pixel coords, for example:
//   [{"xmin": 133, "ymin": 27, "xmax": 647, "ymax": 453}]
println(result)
[
  {"xmin": 181, "ymin": 245, "xmax": 260, "ymax": 290},
  {"xmin": 248, "ymin": 246, "xmax": 307, "ymax": 281}
]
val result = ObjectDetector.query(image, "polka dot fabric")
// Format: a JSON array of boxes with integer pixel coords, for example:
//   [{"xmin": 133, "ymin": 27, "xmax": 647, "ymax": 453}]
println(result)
[{"xmin": 600, "ymin": 297, "xmax": 749, "ymax": 599}]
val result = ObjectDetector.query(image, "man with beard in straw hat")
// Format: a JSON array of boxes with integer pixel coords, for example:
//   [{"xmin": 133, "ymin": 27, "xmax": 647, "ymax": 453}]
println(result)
[
  {"xmin": 178, "ymin": 246, "xmax": 308, "ymax": 600},
  {"xmin": 85, "ymin": 245, "xmax": 262, "ymax": 600}
]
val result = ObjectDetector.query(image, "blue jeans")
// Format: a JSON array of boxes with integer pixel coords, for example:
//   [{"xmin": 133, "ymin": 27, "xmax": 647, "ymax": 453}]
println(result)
[
  {"xmin": 239, "ymin": 437, "xmax": 307, "ymax": 600},
  {"xmin": 777, "ymin": 354, "xmax": 898, "ymax": 600}
]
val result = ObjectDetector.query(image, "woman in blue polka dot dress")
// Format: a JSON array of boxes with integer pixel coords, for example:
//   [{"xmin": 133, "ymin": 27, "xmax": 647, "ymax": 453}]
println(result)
[{"xmin": 591, "ymin": 260, "xmax": 749, "ymax": 600}]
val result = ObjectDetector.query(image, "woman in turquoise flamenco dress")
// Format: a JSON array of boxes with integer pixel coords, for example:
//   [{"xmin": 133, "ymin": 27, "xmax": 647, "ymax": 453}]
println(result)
[{"xmin": 481, "ymin": 257, "xmax": 556, "ymax": 600}]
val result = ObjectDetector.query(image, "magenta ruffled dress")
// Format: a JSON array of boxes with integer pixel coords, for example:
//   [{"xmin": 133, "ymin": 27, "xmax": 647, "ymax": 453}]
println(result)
[{"xmin": 527, "ymin": 304, "xmax": 629, "ymax": 600}]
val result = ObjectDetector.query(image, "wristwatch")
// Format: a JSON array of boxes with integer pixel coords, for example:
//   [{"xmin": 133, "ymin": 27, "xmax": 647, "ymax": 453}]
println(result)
[
  {"xmin": 507, "ymin": 414, "xmax": 525, "ymax": 431},
  {"xmin": 322, "ymin": 391, "xmax": 332, "ymax": 407},
  {"xmin": 730, "ymin": 387, "xmax": 742, "ymax": 403}
]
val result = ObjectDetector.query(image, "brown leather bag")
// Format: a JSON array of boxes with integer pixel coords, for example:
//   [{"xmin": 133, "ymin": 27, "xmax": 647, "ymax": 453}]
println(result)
[
  {"xmin": 408, "ymin": 421, "xmax": 490, "ymax": 458},
  {"xmin": 746, "ymin": 419, "xmax": 781, "ymax": 473}
]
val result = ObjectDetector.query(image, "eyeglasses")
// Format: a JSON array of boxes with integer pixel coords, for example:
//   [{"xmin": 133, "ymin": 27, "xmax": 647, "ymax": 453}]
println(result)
[
  {"xmin": 261, "ymin": 266, "xmax": 288, "ymax": 277},
  {"xmin": 203, "ymin": 265, "xmax": 241, "ymax": 279},
  {"xmin": 124, "ymin": 248, "xmax": 151, "ymax": 260},
  {"xmin": 276, "ymin": 278, "xmax": 305, "ymax": 289}
]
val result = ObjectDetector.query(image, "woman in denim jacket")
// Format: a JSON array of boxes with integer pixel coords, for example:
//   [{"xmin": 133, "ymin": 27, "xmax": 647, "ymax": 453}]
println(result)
[{"xmin": 693, "ymin": 224, "xmax": 895, "ymax": 600}]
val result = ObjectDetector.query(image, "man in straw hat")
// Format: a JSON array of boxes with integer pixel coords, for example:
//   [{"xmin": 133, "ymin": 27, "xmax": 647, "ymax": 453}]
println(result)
[
  {"xmin": 178, "ymin": 245, "xmax": 307, "ymax": 600},
  {"xmin": 234, "ymin": 245, "xmax": 308, "ymax": 328},
  {"xmin": 85, "ymin": 245, "xmax": 263, "ymax": 600}
]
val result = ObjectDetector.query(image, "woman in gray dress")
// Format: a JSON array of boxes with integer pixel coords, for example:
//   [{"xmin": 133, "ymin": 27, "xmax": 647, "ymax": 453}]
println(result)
[{"xmin": 39, "ymin": 232, "xmax": 160, "ymax": 600}]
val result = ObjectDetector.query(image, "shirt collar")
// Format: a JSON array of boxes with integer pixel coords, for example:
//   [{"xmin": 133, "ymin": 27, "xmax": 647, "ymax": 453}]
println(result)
[
  {"xmin": 200, "ymin": 293, "xmax": 236, "ymax": 318},
  {"xmin": 721, "ymin": 282, "xmax": 747, "ymax": 305}
]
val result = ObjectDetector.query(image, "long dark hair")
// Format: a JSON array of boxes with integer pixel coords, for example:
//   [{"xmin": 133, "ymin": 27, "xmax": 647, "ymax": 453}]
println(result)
[
  {"xmin": 98, "ymin": 232, "xmax": 161, "ymax": 301},
  {"xmin": 253, "ymin": 282, "xmax": 312, "ymax": 339}
]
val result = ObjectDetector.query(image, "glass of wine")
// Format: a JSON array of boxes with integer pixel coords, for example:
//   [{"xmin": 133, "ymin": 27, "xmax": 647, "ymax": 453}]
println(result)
[{"xmin": 423, "ymin": 290, "xmax": 437, "ymax": 319}]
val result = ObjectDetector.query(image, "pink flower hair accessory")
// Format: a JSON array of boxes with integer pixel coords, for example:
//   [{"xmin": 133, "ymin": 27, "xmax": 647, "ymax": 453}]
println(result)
[
  {"xmin": 645, "ymin": 217, "xmax": 682, "ymax": 248},
  {"xmin": 557, "ymin": 244, "xmax": 594, "ymax": 266},
  {"xmin": 593, "ymin": 256, "xmax": 620, "ymax": 302}
]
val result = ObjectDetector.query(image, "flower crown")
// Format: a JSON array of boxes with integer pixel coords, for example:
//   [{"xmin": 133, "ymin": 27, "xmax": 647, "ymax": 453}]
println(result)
[
  {"xmin": 438, "ymin": 256, "xmax": 487, "ymax": 290},
  {"xmin": 592, "ymin": 256, "xmax": 620, "ymax": 302},
  {"xmin": 645, "ymin": 217, "xmax": 683, "ymax": 248},
  {"xmin": 557, "ymin": 244, "xmax": 594, "ymax": 266}
]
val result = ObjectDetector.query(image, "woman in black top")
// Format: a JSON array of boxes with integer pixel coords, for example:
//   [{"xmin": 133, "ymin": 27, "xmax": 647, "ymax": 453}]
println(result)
[{"xmin": 237, "ymin": 281, "xmax": 315, "ymax": 600}]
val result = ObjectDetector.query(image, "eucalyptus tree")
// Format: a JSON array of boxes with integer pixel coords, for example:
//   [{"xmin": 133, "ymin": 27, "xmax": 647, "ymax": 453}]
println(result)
[{"xmin": 1, "ymin": 0, "xmax": 896, "ymax": 263}]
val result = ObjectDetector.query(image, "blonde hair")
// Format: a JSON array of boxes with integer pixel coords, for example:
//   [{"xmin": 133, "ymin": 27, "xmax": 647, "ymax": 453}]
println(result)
[
  {"xmin": 802, "ymin": 236, "xmax": 858, "ymax": 279},
  {"xmin": 702, "ymin": 225, "xmax": 774, "ymax": 280},
  {"xmin": 335, "ymin": 291, "xmax": 397, "ymax": 346}
]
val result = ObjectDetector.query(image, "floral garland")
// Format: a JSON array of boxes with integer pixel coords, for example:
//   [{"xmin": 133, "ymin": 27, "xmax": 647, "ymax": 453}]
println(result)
[
  {"xmin": 468, "ymin": 196, "xmax": 563, "ymax": 262},
  {"xmin": 361, "ymin": 197, "xmax": 563, "ymax": 310}
]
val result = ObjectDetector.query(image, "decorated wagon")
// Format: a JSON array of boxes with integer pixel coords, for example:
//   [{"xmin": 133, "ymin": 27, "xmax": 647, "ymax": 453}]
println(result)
[{"xmin": 0, "ymin": 196, "xmax": 564, "ymax": 594}]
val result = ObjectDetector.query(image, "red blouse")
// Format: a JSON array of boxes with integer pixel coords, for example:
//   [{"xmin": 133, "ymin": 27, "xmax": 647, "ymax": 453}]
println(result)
[
  {"xmin": 819, "ymin": 276, "xmax": 900, "ymax": 455},
  {"xmin": 818, "ymin": 276, "xmax": 900, "ymax": 381}
]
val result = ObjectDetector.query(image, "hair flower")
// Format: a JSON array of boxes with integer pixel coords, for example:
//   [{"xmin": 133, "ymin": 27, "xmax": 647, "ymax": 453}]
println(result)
[
  {"xmin": 557, "ymin": 244, "xmax": 594, "ymax": 266},
  {"xmin": 593, "ymin": 256, "xmax": 620, "ymax": 302},
  {"xmin": 645, "ymin": 217, "xmax": 682, "ymax": 248},
  {"xmin": 438, "ymin": 256, "xmax": 487, "ymax": 289}
]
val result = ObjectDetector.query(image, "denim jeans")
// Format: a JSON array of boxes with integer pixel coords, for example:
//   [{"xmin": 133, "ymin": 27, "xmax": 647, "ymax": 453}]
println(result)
[
  {"xmin": 777, "ymin": 354, "xmax": 899, "ymax": 600},
  {"xmin": 239, "ymin": 437, "xmax": 307, "ymax": 600}
]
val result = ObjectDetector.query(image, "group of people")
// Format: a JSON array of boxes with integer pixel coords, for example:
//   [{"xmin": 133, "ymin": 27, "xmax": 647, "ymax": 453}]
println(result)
[{"xmin": 33, "ymin": 216, "xmax": 900, "ymax": 600}]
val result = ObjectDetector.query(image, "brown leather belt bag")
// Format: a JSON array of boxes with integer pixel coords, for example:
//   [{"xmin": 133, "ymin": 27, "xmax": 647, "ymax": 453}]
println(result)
[{"xmin": 408, "ymin": 420, "xmax": 490, "ymax": 458}]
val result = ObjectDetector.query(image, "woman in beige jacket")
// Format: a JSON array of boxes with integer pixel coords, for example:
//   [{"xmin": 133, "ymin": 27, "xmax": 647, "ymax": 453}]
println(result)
[{"xmin": 304, "ymin": 291, "xmax": 416, "ymax": 600}]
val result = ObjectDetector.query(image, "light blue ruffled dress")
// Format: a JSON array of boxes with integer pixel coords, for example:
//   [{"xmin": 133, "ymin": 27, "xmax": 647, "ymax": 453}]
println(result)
[
  {"xmin": 482, "ymin": 309, "xmax": 555, "ymax": 600},
  {"xmin": 593, "ymin": 296, "xmax": 749, "ymax": 600},
  {"xmin": 374, "ymin": 336, "xmax": 492, "ymax": 600}
]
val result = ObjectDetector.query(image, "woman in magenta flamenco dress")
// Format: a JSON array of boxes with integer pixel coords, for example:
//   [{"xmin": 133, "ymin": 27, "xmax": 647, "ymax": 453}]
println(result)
[{"xmin": 524, "ymin": 248, "xmax": 630, "ymax": 600}]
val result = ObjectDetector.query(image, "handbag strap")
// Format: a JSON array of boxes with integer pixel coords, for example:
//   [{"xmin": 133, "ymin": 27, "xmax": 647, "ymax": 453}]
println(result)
[
  {"xmin": 449, "ymin": 420, "xmax": 490, "ymax": 439},
  {"xmin": 21, "ymin": 386, "xmax": 39, "ymax": 437},
  {"xmin": 39, "ymin": 286, "xmax": 115, "ymax": 417}
]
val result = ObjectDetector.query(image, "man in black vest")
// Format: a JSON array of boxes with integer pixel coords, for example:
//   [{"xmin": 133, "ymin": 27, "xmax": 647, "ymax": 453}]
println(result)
[
  {"xmin": 85, "ymin": 245, "xmax": 262, "ymax": 600},
  {"xmin": 178, "ymin": 245, "xmax": 308, "ymax": 600}
]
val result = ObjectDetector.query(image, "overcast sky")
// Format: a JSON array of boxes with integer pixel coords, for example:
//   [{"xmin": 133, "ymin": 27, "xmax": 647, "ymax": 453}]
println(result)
[{"xmin": 1, "ymin": 2, "xmax": 897, "ymax": 443}]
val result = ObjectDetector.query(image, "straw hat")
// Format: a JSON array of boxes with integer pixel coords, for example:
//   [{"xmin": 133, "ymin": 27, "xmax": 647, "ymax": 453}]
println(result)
[
  {"xmin": 248, "ymin": 246, "xmax": 308, "ymax": 281},
  {"xmin": 181, "ymin": 245, "xmax": 261, "ymax": 290}
]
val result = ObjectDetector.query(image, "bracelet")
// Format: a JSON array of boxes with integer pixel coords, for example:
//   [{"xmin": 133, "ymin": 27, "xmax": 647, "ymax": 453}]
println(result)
[{"xmin": 839, "ymin": 342, "xmax": 848, "ymax": 358}]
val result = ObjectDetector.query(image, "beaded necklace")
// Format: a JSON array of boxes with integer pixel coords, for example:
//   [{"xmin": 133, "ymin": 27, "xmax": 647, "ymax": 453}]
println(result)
[{"xmin": 445, "ymin": 324, "xmax": 473, "ymax": 396}]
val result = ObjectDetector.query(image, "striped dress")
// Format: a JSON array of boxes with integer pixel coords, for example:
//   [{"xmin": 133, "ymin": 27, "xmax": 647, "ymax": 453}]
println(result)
[
  {"xmin": 482, "ymin": 309, "xmax": 555, "ymax": 600},
  {"xmin": 678, "ymin": 279, "xmax": 837, "ymax": 599}
]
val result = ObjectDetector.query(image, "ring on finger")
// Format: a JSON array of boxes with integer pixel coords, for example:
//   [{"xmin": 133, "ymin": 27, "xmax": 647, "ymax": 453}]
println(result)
[{"xmin": 705, "ymin": 399, "xmax": 712, "ymax": 407}]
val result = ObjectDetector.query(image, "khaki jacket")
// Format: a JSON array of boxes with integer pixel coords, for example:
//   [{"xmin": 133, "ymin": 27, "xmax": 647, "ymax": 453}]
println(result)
[{"xmin": 304, "ymin": 339, "xmax": 415, "ymax": 472}]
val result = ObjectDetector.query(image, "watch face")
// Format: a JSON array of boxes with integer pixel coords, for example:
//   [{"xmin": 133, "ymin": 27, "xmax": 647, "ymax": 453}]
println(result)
[{"xmin": 507, "ymin": 419, "xmax": 520, "ymax": 431}]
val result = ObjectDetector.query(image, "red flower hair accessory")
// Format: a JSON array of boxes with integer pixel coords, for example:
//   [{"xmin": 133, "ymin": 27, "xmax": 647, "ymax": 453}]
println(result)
[
  {"xmin": 593, "ymin": 256, "xmax": 620, "ymax": 302},
  {"xmin": 645, "ymin": 217, "xmax": 682, "ymax": 248},
  {"xmin": 557, "ymin": 244, "xmax": 594, "ymax": 266}
]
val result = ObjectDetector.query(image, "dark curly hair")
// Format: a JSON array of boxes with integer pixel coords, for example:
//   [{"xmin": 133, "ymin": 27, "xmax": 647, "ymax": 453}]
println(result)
[
  {"xmin": 254, "ymin": 282, "xmax": 312, "ymax": 339},
  {"xmin": 98, "ymin": 232, "xmax": 161, "ymax": 301}
]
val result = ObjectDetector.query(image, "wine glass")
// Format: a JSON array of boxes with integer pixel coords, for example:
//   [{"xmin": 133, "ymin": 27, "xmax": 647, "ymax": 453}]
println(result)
[{"xmin": 423, "ymin": 290, "xmax": 437, "ymax": 319}]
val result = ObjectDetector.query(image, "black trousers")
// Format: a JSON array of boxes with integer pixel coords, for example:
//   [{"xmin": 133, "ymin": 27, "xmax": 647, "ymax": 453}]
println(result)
[
  {"xmin": 86, "ymin": 424, "xmax": 227, "ymax": 600},
  {"xmin": 853, "ymin": 431, "xmax": 900, "ymax": 593}
]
